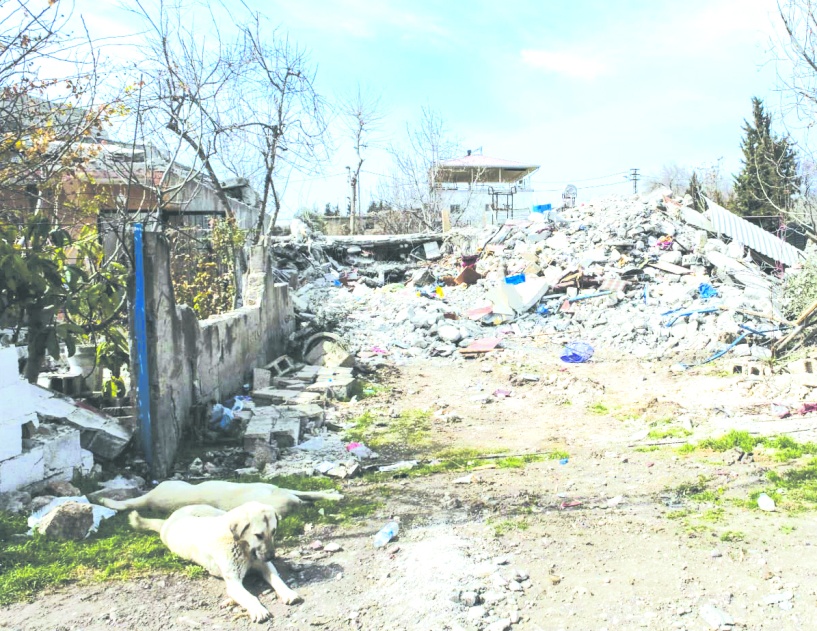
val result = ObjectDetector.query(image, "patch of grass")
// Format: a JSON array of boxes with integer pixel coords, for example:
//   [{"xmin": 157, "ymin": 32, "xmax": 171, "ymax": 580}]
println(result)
[
  {"xmin": 491, "ymin": 518, "xmax": 530, "ymax": 537},
  {"xmin": 759, "ymin": 458, "xmax": 817, "ymax": 512},
  {"xmin": 558, "ymin": 399, "xmax": 572, "ymax": 406},
  {"xmin": 720, "ymin": 530, "xmax": 745, "ymax": 542},
  {"xmin": 781, "ymin": 524, "xmax": 796, "ymax": 534},
  {"xmin": 679, "ymin": 431, "xmax": 817, "ymax": 463},
  {"xmin": 361, "ymin": 382, "xmax": 389, "ymax": 398},
  {"xmin": 647, "ymin": 427, "xmax": 692, "ymax": 440},
  {"xmin": 700, "ymin": 508, "xmax": 726, "ymax": 523},
  {"xmin": 368, "ymin": 447, "xmax": 563, "ymax": 480},
  {"xmin": 344, "ymin": 410, "xmax": 380, "ymax": 445},
  {"xmin": 669, "ymin": 475, "xmax": 710, "ymax": 498},
  {"xmin": 698, "ymin": 430, "xmax": 759, "ymax": 453},
  {"xmin": 588, "ymin": 402, "xmax": 609, "ymax": 415},
  {"xmin": 345, "ymin": 409, "xmax": 431, "ymax": 450},
  {"xmin": 0, "ymin": 511, "xmax": 205, "ymax": 607},
  {"xmin": 495, "ymin": 454, "xmax": 545, "ymax": 469},
  {"xmin": 666, "ymin": 508, "xmax": 692, "ymax": 520},
  {"xmin": 635, "ymin": 445, "xmax": 661, "ymax": 452},
  {"xmin": 683, "ymin": 522, "xmax": 710, "ymax": 535}
]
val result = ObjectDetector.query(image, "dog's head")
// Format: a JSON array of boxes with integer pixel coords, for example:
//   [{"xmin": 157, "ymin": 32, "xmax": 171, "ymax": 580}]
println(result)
[{"xmin": 227, "ymin": 501, "xmax": 279, "ymax": 562}]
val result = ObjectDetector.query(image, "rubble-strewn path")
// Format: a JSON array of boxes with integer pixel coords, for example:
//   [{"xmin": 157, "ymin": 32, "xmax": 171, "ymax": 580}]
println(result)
[{"xmin": 4, "ymin": 351, "xmax": 817, "ymax": 631}]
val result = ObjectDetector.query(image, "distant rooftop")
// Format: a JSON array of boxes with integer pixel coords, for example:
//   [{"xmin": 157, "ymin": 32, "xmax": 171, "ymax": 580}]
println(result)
[{"xmin": 434, "ymin": 154, "xmax": 539, "ymax": 184}]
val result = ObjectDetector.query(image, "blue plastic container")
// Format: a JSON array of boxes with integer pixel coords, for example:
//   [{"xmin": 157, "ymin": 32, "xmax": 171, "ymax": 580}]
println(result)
[
  {"xmin": 532, "ymin": 204, "xmax": 552, "ymax": 213},
  {"xmin": 505, "ymin": 273, "xmax": 525, "ymax": 285}
]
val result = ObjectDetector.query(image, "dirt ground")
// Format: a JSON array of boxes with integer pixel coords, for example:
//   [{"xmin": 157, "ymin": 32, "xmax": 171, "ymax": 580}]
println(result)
[{"xmin": 4, "ymin": 345, "xmax": 817, "ymax": 631}]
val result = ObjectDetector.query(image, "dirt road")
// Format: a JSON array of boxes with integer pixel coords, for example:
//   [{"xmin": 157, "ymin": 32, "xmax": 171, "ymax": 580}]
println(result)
[{"xmin": 3, "ymin": 350, "xmax": 816, "ymax": 630}]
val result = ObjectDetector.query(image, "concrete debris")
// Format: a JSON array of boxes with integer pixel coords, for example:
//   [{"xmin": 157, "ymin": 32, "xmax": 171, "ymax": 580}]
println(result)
[
  {"xmin": 28, "ymin": 495, "xmax": 116, "ymax": 537},
  {"xmin": 280, "ymin": 192, "xmax": 789, "ymax": 367},
  {"xmin": 35, "ymin": 501, "xmax": 94, "ymax": 540},
  {"xmin": 87, "ymin": 475, "xmax": 146, "ymax": 504}
]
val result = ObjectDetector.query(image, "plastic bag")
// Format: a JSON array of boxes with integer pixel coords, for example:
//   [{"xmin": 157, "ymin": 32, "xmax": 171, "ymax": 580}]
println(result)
[
  {"xmin": 346, "ymin": 442, "xmax": 377, "ymax": 459},
  {"xmin": 560, "ymin": 341, "xmax": 594, "ymax": 363},
  {"xmin": 698, "ymin": 283, "xmax": 718, "ymax": 299}
]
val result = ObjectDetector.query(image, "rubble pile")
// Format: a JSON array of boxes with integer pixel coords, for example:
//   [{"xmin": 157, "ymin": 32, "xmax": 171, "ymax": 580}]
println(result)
[
  {"xmin": 208, "ymin": 357, "xmax": 363, "ymax": 470},
  {"xmin": 286, "ymin": 189, "xmax": 791, "ymax": 365}
]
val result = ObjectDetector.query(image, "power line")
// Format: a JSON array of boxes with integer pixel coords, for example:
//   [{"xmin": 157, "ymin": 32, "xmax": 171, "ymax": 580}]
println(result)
[
  {"xmin": 530, "ymin": 170, "xmax": 629, "ymax": 185},
  {"xmin": 629, "ymin": 168, "xmax": 640, "ymax": 194}
]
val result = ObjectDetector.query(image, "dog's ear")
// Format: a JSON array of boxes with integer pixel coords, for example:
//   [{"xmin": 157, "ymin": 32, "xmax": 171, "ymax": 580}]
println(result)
[{"xmin": 228, "ymin": 509, "xmax": 251, "ymax": 541}]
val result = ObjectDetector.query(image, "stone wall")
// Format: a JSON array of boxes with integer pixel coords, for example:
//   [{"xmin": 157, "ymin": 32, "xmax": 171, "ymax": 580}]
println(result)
[{"xmin": 138, "ymin": 233, "xmax": 294, "ymax": 477}]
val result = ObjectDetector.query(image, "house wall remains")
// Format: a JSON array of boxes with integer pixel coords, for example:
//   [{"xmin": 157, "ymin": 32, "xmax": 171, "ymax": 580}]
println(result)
[{"xmin": 138, "ymin": 232, "xmax": 294, "ymax": 477}]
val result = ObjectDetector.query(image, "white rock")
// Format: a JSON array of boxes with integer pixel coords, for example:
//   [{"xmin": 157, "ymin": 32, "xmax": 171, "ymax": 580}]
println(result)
[
  {"xmin": 437, "ymin": 324, "xmax": 463, "ymax": 343},
  {"xmin": 757, "ymin": 493, "xmax": 776, "ymax": 512},
  {"xmin": 699, "ymin": 604, "xmax": 733, "ymax": 629}
]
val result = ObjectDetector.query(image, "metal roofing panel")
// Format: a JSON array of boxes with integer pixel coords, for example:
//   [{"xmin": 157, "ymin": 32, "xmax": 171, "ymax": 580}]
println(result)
[{"xmin": 703, "ymin": 197, "xmax": 803, "ymax": 267}]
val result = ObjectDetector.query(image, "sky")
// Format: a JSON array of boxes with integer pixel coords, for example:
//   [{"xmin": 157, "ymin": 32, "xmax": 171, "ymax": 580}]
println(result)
[{"xmin": 70, "ymin": 0, "xmax": 791, "ymax": 217}]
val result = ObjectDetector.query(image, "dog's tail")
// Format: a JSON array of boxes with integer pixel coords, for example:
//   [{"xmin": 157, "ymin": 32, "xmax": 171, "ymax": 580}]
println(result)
[
  {"xmin": 98, "ymin": 497, "xmax": 130, "ymax": 511},
  {"xmin": 128, "ymin": 510, "xmax": 165, "ymax": 533},
  {"xmin": 292, "ymin": 491, "xmax": 344, "ymax": 503}
]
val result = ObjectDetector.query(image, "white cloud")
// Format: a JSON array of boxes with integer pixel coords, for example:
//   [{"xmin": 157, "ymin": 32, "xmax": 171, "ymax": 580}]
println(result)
[{"xmin": 520, "ymin": 49, "xmax": 608, "ymax": 80}]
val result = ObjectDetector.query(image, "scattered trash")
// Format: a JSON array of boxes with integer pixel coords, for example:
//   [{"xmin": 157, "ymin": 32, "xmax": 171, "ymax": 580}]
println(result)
[
  {"xmin": 505, "ymin": 273, "xmax": 525, "ymax": 285},
  {"xmin": 559, "ymin": 458, "xmax": 569, "ymax": 465},
  {"xmin": 373, "ymin": 521, "xmax": 400, "ymax": 548},
  {"xmin": 698, "ymin": 283, "xmax": 719, "ymax": 299},
  {"xmin": 493, "ymin": 388, "xmax": 512, "ymax": 398},
  {"xmin": 378, "ymin": 460, "xmax": 418, "ymax": 473},
  {"xmin": 453, "ymin": 474, "xmax": 473, "ymax": 484},
  {"xmin": 559, "ymin": 500, "xmax": 582, "ymax": 510},
  {"xmin": 346, "ymin": 442, "xmax": 377, "ymax": 459},
  {"xmin": 296, "ymin": 436, "xmax": 327, "ymax": 451},
  {"xmin": 757, "ymin": 493, "xmax": 776, "ymax": 512},
  {"xmin": 560, "ymin": 341, "xmax": 594, "ymax": 363}
]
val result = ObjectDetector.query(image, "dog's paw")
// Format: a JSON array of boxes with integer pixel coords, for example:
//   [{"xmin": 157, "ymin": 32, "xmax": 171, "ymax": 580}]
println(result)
[
  {"xmin": 247, "ymin": 603, "xmax": 271, "ymax": 623},
  {"xmin": 279, "ymin": 589, "xmax": 301, "ymax": 605}
]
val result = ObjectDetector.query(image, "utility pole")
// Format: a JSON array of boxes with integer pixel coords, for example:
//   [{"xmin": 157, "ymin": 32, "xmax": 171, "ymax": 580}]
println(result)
[
  {"xmin": 351, "ymin": 172, "xmax": 358, "ymax": 234},
  {"xmin": 347, "ymin": 166, "xmax": 355, "ymax": 234},
  {"xmin": 630, "ymin": 168, "xmax": 640, "ymax": 194}
]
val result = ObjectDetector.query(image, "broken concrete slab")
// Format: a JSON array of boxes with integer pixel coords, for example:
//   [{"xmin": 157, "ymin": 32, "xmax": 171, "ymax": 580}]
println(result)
[
  {"xmin": 291, "ymin": 366, "xmax": 321, "ymax": 383},
  {"xmin": 0, "ymin": 446, "xmax": 45, "ymax": 494},
  {"xmin": 305, "ymin": 340, "xmax": 355, "ymax": 368},
  {"xmin": 251, "ymin": 388, "xmax": 323, "ymax": 405},
  {"xmin": 253, "ymin": 367, "xmax": 272, "ymax": 389},
  {"xmin": 305, "ymin": 375, "xmax": 361, "ymax": 401}
]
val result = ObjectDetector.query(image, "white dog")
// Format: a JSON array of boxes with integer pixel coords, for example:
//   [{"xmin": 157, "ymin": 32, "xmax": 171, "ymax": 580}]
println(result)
[
  {"xmin": 100, "ymin": 480, "xmax": 342, "ymax": 516},
  {"xmin": 129, "ymin": 501, "xmax": 299, "ymax": 623}
]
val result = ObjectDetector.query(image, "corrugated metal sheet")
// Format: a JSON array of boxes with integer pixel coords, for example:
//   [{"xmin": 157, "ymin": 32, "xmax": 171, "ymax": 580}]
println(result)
[{"xmin": 703, "ymin": 197, "xmax": 803, "ymax": 267}]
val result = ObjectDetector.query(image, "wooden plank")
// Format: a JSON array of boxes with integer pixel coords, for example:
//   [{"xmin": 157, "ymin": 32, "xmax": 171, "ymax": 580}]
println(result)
[{"xmin": 648, "ymin": 261, "xmax": 691, "ymax": 275}]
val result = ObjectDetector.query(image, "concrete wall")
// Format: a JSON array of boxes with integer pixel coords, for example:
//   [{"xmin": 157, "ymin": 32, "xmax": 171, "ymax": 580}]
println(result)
[{"xmin": 138, "ymin": 233, "xmax": 294, "ymax": 477}]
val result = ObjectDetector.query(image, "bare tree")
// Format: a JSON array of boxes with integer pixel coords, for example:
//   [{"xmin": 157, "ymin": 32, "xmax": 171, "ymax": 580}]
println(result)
[
  {"xmin": 645, "ymin": 162, "xmax": 690, "ymax": 195},
  {"xmin": 338, "ymin": 85, "xmax": 384, "ymax": 233},
  {"xmin": 129, "ymin": 0, "xmax": 242, "ymax": 217},
  {"xmin": 224, "ymin": 13, "xmax": 328, "ymax": 241},
  {"xmin": 380, "ymin": 107, "xmax": 458, "ymax": 231}
]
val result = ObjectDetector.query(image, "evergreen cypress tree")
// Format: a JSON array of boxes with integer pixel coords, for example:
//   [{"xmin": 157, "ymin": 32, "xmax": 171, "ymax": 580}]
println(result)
[
  {"xmin": 686, "ymin": 171, "xmax": 705, "ymax": 212},
  {"xmin": 733, "ymin": 97, "xmax": 799, "ymax": 221}
]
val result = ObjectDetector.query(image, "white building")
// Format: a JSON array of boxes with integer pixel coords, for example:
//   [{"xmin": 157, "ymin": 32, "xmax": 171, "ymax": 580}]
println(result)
[{"xmin": 434, "ymin": 153, "xmax": 540, "ymax": 227}]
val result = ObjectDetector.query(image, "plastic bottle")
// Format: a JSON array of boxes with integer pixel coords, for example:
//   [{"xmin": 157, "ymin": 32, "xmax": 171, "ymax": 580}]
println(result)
[{"xmin": 373, "ymin": 521, "xmax": 399, "ymax": 548}]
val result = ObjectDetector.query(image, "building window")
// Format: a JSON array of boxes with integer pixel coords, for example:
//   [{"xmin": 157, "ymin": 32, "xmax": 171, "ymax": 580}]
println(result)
[{"xmin": 450, "ymin": 204, "xmax": 461, "ymax": 213}]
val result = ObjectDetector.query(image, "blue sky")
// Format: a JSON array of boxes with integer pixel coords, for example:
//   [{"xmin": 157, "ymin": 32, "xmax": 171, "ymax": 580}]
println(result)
[{"xmin": 76, "ymin": 0, "xmax": 786, "ymax": 214}]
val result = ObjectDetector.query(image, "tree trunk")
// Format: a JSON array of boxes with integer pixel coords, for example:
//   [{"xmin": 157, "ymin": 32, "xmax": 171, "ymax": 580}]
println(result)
[{"xmin": 24, "ymin": 309, "xmax": 49, "ymax": 384}]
